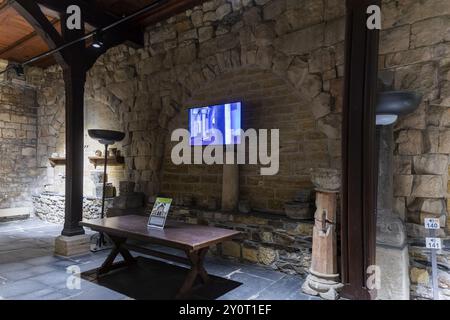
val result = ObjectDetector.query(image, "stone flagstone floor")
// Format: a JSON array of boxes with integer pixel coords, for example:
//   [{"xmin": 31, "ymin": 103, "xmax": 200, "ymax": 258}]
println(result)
[{"xmin": 0, "ymin": 218, "xmax": 317, "ymax": 300}]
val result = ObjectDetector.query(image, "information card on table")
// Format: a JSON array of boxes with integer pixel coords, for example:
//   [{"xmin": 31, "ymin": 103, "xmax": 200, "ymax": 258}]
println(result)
[{"xmin": 148, "ymin": 197, "xmax": 172, "ymax": 229}]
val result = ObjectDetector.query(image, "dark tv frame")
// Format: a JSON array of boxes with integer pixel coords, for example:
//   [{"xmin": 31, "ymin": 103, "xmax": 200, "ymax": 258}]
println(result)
[{"xmin": 187, "ymin": 101, "xmax": 243, "ymax": 146}]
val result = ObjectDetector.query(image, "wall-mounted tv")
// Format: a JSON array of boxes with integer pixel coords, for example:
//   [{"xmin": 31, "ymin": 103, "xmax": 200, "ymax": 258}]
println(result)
[{"xmin": 189, "ymin": 102, "xmax": 242, "ymax": 146}]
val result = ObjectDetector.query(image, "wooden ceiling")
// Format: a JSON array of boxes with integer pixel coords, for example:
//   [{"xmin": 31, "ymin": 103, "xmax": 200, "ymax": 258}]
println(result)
[{"xmin": 0, "ymin": 0, "xmax": 204, "ymax": 67}]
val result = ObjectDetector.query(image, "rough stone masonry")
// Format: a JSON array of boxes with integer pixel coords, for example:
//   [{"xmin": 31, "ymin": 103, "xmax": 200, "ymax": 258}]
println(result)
[{"xmin": 1, "ymin": 0, "xmax": 447, "ymax": 299}]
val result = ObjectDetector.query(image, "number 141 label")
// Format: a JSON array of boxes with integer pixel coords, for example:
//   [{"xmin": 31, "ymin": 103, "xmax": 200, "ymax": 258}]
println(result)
[{"xmin": 426, "ymin": 237, "xmax": 442, "ymax": 250}]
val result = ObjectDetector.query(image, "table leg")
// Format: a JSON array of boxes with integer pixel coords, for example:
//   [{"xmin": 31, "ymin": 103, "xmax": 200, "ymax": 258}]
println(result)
[
  {"xmin": 176, "ymin": 247, "xmax": 210, "ymax": 298},
  {"xmin": 97, "ymin": 235, "xmax": 136, "ymax": 276}
]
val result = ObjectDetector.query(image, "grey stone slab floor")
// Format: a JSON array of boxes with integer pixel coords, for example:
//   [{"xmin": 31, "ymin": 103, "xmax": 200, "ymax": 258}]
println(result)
[{"xmin": 0, "ymin": 218, "xmax": 318, "ymax": 300}]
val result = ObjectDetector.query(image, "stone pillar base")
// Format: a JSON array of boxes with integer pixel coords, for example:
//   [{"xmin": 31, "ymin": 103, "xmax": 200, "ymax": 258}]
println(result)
[
  {"xmin": 54, "ymin": 234, "xmax": 91, "ymax": 257},
  {"xmin": 302, "ymin": 270, "xmax": 343, "ymax": 300}
]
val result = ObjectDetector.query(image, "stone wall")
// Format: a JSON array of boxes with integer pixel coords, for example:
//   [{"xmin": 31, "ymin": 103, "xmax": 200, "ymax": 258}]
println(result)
[
  {"xmin": 162, "ymin": 68, "xmax": 329, "ymax": 213},
  {"xmin": 0, "ymin": 62, "xmax": 40, "ymax": 210},
  {"xmin": 28, "ymin": 0, "xmax": 345, "ymax": 210},
  {"xmin": 32, "ymin": 192, "xmax": 104, "ymax": 224},
  {"xmin": 380, "ymin": 0, "xmax": 450, "ymax": 300},
  {"xmin": 170, "ymin": 206, "xmax": 313, "ymax": 274},
  {"xmin": 26, "ymin": 60, "xmax": 126, "ymax": 198},
  {"xmin": 132, "ymin": 0, "xmax": 344, "ymax": 204}
]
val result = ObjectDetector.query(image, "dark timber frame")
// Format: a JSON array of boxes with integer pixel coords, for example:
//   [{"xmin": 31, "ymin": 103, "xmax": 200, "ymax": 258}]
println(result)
[
  {"xmin": 11, "ymin": 0, "xmax": 145, "ymax": 236},
  {"xmin": 340, "ymin": 0, "xmax": 381, "ymax": 300}
]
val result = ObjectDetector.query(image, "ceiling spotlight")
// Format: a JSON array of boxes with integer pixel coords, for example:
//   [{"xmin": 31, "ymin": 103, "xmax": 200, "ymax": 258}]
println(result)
[{"xmin": 92, "ymin": 32, "xmax": 104, "ymax": 49}]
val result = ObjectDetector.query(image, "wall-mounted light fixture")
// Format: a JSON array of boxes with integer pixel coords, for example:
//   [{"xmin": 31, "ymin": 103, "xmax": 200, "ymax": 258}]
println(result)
[{"xmin": 376, "ymin": 91, "xmax": 422, "ymax": 126}]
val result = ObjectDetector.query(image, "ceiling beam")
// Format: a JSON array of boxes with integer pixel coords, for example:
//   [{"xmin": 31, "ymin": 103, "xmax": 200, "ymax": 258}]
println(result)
[
  {"xmin": 10, "ymin": 0, "xmax": 66, "ymax": 65},
  {"xmin": 35, "ymin": 0, "xmax": 144, "ymax": 47},
  {"xmin": 0, "ymin": 18, "xmax": 59, "ymax": 58}
]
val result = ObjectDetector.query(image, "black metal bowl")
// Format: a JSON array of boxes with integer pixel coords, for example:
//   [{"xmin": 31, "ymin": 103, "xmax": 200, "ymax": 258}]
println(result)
[
  {"xmin": 88, "ymin": 129, "xmax": 125, "ymax": 142},
  {"xmin": 376, "ymin": 91, "xmax": 422, "ymax": 116}
]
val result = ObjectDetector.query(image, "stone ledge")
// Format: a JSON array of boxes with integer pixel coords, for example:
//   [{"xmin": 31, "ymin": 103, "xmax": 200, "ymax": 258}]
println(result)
[{"xmin": 0, "ymin": 207, "xmax": 32, "ymax": 222}]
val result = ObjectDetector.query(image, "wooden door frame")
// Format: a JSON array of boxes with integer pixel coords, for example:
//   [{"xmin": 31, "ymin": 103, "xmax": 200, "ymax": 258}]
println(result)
[{"xmin": 340, "ymin": 0, "xmax": 381, "ymax": 300}]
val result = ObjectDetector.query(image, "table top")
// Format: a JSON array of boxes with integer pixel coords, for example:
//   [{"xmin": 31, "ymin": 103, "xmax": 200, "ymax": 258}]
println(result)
[{"xmin": 80, "ymin": 215, "xmax": 240, "ymax": 251}]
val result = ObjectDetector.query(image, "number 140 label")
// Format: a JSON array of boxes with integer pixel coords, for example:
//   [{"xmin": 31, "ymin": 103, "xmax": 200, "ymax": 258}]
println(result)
[{"xmin": 426, "ymin": 237, "xmax": 442, "ymax": 250}]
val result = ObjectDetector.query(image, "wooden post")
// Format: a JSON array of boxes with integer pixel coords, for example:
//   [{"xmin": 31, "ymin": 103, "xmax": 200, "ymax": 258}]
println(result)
[
  {"xmin": 221, "ymin": 148, "xmax": 239, "ymax": 211},
  {"xmin": 60, "ymin": 12, "xmax": 87, "ymax": 236},
  {"xmin": 311, "ymin": 192, "xmax": 338, "ymax": 275},
  {"xmin": 340, "ymin": 0, "xmax": 380, "ymax": 300},
  {"xmin": 302, "ymin": 169, "xmax": 342, "ymax": 300}
]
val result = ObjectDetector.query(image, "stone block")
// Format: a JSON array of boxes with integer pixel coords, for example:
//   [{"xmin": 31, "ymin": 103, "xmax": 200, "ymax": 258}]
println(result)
[
  {"xmin": 376, "ymin": 213, "xmax": 406, "ymax": 248},
  {"xmin": 411, "ymin": 175, "xmax": 445, "ymax": 198},
  {"xmin": 262, "ymin": 0, "xmax": 285, "ymax": 20},
  {"xmin": 406, "ymin": 222, "xmax": 446, "ymax": 239},
  {"xmin": 216, "ymin": 3, "xmax": 232, "ymax": 20},
  {"xmin": 408, "ymin": 198, "xmax": 446, "ymax": 215},
  {"xmin": 112, "ymin": 193, "xmax": 145, "ymax": 209},
  {"xmin": 439, "ymin": 130, "xmax": 450, "ymax": 154},
  {"xmin": 0, "ymin": 207, "xmax": 32, "ymax": 222},
  {"xmin": 222, "ymin": 240, "xmax": 241, "ymax": 258},
  {"xmin": 411, "ymin": 16, "xmax": 450, "ymax": 48},
  {"xmin": 54, "ymin": 234, "xmax": 91, "ymax": 257},
  {"xmin": 394, "ymin": 156, "xmax": 412, "ymax": 175},
  {"xmin": 274, "ymin": 24, "xmax": 324, "ymax": 55},
  {"xmin": 396, "ymin": 130, "xmax": 423, "ymax": 155},
  {"xmin": 258, "ymin": 246, "xmax": 277, "ymax": 265},
  {"xmin": 119, "ymin": 181, "xmax": 136, "ymax": 195},
  {"xmin": 254, "ymin": 22, "xmax": 276, "ymax": 46},
  {"xmin": 384, "ymin": 47, "xmax": 432, "ymax": 68},
  {"xmin": 284, "ymin": 0, "xmax": 324, "ymax": 31},
  {"xmin": 376, "ymin": 245, "xmax": 409, "ymax": 300},
  {"xmin": 393, "ymin": 197, "xmax": 406, "ymax": 220},
  {"xmin": 393, "ymin": 175, "xmax": 413, "ymax": 197},
  {"xmin": 21, "ymin": 147, "xmax": 35, "ymax": 156},
  {"xmin": 379, "ymin": 25, "xmax": 410, "ymax": 55},
  {"xmin": 242, "ymin": 246, "xmax": 259, "ymax": 262},
  {"xmin": 198, "ymin": 26, "xmax": 214, "ymax": 43},
  {"xmin": 424, "ymin": 128, "xmax": 440, "ymax": 153},
  {"xmin": 383, "ymin": 0, "xmax": 450, "ymax": 28},
  {"xmin": 324, "ymin": 17, "xmax": 345, "ymax": 46},
  {"xmin": 413, "ymin": 154, "xmax": 448, "ymax": 175},
  {"xmin": 317, "ymin": 114, "xmax": 341, "ymax": 139},
  {"xmin": 410, "ymin": 267, "xmax": 429, "ymax": 285},
  {"xmin": 394, "ymin": 63, "xmax": 438, "ymax": 100},
  {"xmin": 394, "ymin": 103, "xmax": 426, "ymax": 131}
]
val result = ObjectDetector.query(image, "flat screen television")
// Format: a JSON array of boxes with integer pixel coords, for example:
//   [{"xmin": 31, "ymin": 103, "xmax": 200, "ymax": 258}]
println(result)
[{"xmin": 189, "ymin": 102, "xmax": 242, "ymax": 146}]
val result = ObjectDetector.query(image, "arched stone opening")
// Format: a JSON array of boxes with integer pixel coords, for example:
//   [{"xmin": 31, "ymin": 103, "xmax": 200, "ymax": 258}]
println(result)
[{"xmin": 161, "ymin": 66, "xmax": 330, "ymax": 213}]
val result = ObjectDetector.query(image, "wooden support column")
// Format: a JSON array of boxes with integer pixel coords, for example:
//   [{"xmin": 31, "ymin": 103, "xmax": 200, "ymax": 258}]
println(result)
[
  {"xmin": 340, "ymin": 0, "xmax": 380, "ymax": 300},
  {"xmin": 61, "ymin": 67, "xmax": 86, "ymax": 236},
  {"xmin": 60, "ymin": 13, "xmax": 87, "ymax": 236}
]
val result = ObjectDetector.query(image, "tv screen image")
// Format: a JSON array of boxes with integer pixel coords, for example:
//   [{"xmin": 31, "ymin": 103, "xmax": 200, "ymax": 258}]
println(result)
[{"xmin": 189, "ymin": 102, "xmax": 242, "ymax": 146}]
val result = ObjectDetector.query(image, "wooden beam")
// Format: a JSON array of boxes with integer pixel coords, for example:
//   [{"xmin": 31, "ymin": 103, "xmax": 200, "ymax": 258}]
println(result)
[
  {"xmin": 0, "ymin": 18, "xmax": 59, "ymax": 57},
  {"xmin": 340, "ymin": 0, "xmax": 380, "ymax": 300},
  {"xmin": 60, "ymin": 12, "xmax": 86, "ymax": 237},
  {"xmin": 36, "ymin": 0, "xmax": 144, "ymax": 47},
  {"xmin": 10, "ymin": 0, "xmax": 66, "ymax": 66}
]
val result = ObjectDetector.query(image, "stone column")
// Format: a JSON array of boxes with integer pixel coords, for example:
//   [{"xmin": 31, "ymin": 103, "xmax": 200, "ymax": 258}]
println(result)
[
  {"xmin": 302, "ymin": 168, "xmax": 343, "ymax": 300},
  {"xmin": 375, "ymin": 125, "xmax": 409, "ymax": 300}
]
